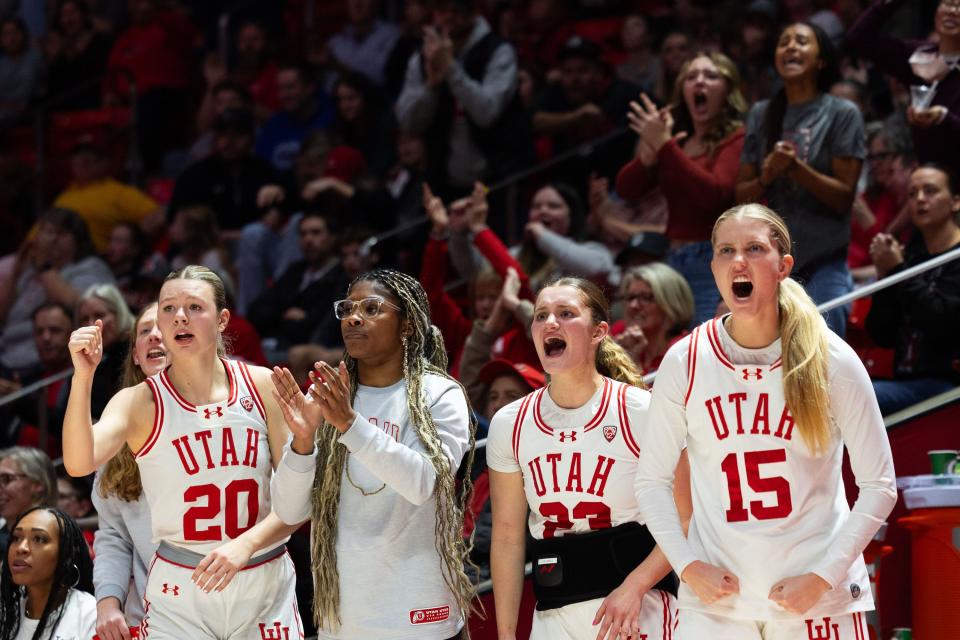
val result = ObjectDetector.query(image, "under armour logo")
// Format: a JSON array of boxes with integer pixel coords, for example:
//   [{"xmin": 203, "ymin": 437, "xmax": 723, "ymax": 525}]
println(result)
[
  {"xmin": 558, "ymin": 431, "xmax": 577, "ymax": 442},
  {"xmin": 741, "ymin": 368, "xmax": 763, "ymax": 380},
  {"xmin": 203, "ymin": 406, "xmax": 224, "ymax": 419},
  {"xmin": 806, "ymin": 617, "xmax": 840, "ymax": 640},
  {"xmin": 538, "ymin": 564, "xmax": 556, "ymax": 574},
  {"xmin": 161, "ymin": 583, "xmax": 179, "ymax": 596},
  {"xmin": 259, "ymin": 622, "xmax": 290, "ymax": 640}
]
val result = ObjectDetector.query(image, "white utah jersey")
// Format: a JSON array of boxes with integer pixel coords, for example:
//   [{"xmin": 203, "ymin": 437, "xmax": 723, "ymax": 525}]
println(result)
[
  {"xmin": 136, "ymin": 359, "xmax": 273, "ymax": 555},
  {"xmin": 678, "ymin": 318, "xmax": 875, "ymax": 618},
  {"xmin": 487, "ymin": 377, "xmax": 650, "ymax": 540}
]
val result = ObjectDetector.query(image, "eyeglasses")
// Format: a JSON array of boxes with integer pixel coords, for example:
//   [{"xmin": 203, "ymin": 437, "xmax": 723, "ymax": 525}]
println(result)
[
  {"xmin": 0, "ymin": 472, "xmax": 27, "ymax": 486},
  {"xmin": 867, "ymin": 151, "xmax": 894, "ymax": 163},
  {"xmin": 624, "ymin": 292, "xmax": 656, "ymax": 304},
  {"xmin": 333, "ymin": 297, "xmax": 402, "ymax": 320}
]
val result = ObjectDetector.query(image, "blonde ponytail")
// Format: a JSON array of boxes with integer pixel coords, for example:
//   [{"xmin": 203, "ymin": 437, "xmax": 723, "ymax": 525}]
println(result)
[
  {"xmin": 597, "ymin": 336, "xmax": 646, "ymax": 388},
  {"xmin": 777, "ymin": 277, "xmax": 831, "ymax": 454}
]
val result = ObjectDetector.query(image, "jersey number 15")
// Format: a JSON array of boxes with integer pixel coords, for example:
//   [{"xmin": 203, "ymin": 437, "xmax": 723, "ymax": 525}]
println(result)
[{"xmin": 720, "ymin": 449, "xmax": 792, "ymax": 522}]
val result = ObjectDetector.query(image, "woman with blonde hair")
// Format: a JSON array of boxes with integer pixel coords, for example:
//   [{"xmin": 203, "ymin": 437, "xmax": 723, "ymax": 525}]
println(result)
[
  {"xmin": 63, "ymin": 265, "xmax": 303, "ymax": 637},
  {"xmin": 635, "ymin": 204, "xmax": 896, "ymax": 638},
  {"xmin": 75, "ymin": 283, "xmax": 136, "ymax": 419},
  {"xmin": 613, "ymin": 262, "xmax": 694, "ymax": 374},
  {"xmin": 617, "ymin": 51, "xmax": 748, "ymax": 324},
  {"xmin": 90, "ymin": 301, "xmax": 164, "ymax": 640},
  {"xmin": 488, "ymin": 276, "xmax": 690, "ymax": 640}
]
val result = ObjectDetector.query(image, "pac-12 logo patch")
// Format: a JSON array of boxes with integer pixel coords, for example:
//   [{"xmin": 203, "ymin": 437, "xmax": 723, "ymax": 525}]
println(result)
[
  {"xmin": 241, "ymin": 396, "xmax": 254, "ymax": 412},
  {"xmin": 409, "ymin": 605, "xmax": 450, "ymax": 625},
  {"xmin": 602, "ymin": 425, "xmax": 617, "ymax": 442}
]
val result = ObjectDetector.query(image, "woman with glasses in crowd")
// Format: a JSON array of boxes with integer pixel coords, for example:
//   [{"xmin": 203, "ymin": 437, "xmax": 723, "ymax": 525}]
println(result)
[
  {"xmin": 270, "ymin": 268, "xmax": 477, "ymax": 639},
  {"xmin": 613, "ymin": 262, "xmax": 695, "ymax": 376}
]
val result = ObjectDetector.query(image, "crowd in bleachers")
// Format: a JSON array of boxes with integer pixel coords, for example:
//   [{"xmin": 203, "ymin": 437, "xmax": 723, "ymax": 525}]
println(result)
[{"xmin": 0, "ymin": 0, "xmax": 958, "ymax": 637}]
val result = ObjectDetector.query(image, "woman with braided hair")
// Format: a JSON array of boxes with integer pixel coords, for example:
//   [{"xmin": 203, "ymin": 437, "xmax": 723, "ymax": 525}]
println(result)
[
  {"xmin": 0, "ymin": 506, "xmax": 95, "ymax": 640},
  {"xmin": 271, "ymin": 268, "xmax": 477, "ymax": 639},
  {"xmin": 487, "ymin": 276, "xmax": 690, "ymax": 640}
]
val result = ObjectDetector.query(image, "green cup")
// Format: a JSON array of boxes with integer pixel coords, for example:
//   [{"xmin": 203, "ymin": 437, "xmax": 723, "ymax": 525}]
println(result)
[{"xmin": 929, "ymin": 449, "xmax": 959, "ymax": 475}]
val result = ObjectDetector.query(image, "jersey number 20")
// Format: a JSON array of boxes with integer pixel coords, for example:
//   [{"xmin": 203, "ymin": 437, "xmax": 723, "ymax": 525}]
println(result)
[
  {"xmin": 720, "ymin": 449, "xmax": 792, "ymax": 522},
  {"xmin": 183, "ymin": 478, "xmax": 259, "ymax": 541}
]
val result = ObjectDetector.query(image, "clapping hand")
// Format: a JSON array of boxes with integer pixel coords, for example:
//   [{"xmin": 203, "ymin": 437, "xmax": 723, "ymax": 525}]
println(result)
[
  {"xmin": 271, "ymin": 366, "xmax": 322, "ymax": 453},
  {"xmin": 869, "ymin": 232, "xmax": 904, "ymax": 278},
  {"xmin": 628, "ymin": 93, "xmax": 685, "ymax": 154},
  {"xmin": 907, "ymin": 105, "xmax": 947, "ymax": 129},
  {"xmin": 761, "ymin": 141, "xmax": 796, "ymax": 186},
  {"xmin": 423, "ymin": 183, "xmax": 449, "ymax": 234},
  {"xmin": 310, "ymin": 361, "xmax": 357, "ymax": 433}
]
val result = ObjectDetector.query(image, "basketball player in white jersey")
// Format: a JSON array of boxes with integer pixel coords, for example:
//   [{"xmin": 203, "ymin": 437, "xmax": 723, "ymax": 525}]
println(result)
[
  {"xmin": 63, "ymin": 266, "xmax": 303, "ymax": 640},
  {"xmin": 635, "ymin": 205, "xmax": 897, "ymax": 639},
  {"xmin": 487, "ymin": 276, "xmax": 691, "ymax": 640}
]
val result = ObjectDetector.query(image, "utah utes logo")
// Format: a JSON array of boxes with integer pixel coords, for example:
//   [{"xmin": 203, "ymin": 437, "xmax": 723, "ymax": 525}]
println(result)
[
  {"xmin": 241, "ymin": 396, "xmax": 254, "ymax": 412},
  {"xmin": 558, "ymin": 431, "xmax": 577, "ymax": 443},
  {"xmin": 805, "ymin": 617, "xmax": 840, "ymax": 640},
  {"xmin": 258, "ymin": 622, "xmax": 290, "ymax": 640},
  {"xmin": 741, "ymin": 368, "xmax": 763, "ymax": 381},
  {"xmin": 202, "ymin": 406, "xmax": 224, "ymax": 419},
  {"xmin": 602, "ymin": 425, "xmax": 617, "ymax": 442},
  {"xmin": 161, "ymin": 583, "xmax": 179, "ymax": 596}
]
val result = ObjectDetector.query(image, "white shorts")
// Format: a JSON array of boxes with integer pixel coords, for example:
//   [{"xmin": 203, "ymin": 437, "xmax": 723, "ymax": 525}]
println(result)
[
  {"xmin": 530, "ymin": 589, "xmax": 676, "ymax": 640},
  {"xmin": 677, "ymin": 609, "xmax": 871, "ymax": 640},
  {"xmin": 140, "ymin": 543, "xmax": 303, "ymax": 640}
]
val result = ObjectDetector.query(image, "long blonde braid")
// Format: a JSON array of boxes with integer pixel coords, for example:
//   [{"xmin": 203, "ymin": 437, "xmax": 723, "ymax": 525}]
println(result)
[{"xmin": 310, "ymin": 269, "xmax": 478, "ymax": 634}]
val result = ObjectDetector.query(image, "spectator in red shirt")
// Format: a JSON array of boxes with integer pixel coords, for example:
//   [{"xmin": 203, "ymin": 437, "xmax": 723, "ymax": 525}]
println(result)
[
  {"xmin": 617, "ymin": 51, "xmax": 747, "ymax": 325},
  {"xmin": 106, "ymin": 0, "xmax": 200, "ymax": 171},
  {"xmin": 230, "ymin": 20, "xmax": 280, "ymax": 120}
]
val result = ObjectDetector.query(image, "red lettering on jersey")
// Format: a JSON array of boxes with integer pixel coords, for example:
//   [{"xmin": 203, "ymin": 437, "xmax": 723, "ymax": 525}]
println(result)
[
  {"xmin": 728, "ymin": 392, "xmax": 747, "ymax": 435},
  {"xmin": 194, "ymin": 430, "xmax": 216, "ymax": 469},
  {"xmin": 221, "ymin": 428, "xmax": 239, "ymax": 466},
  {"xmin": 173, "ymin": 436, "xmax": 200, "ymax": 475},
  {"xmin": 586, "ymin": 456, "xmax": 615, "ymax": 497},
  {"xmin": 565, "ymin": 452, "xmax": 583, "ymax": 492},
  {"xmin": 774, "ymin": 406, "xmax": 795, "ymax": 441},
  {"xmin": 706, "ymin": 396, "xmax": 729, "ymax": 440},
  {"xmin": 805, "ymin": 617, "xmax": 840, "ymax": 640},
  {"xmin": 528, "ymin": 457, "xmax": 547, "ymax": 497},
  {"xmin": 751, "ymin": 393, "xmax": 770, "ymax": 435},
  {"xmin": 242, "ymin": 427, "xmax": 259, "ymax": 468},
  {"xmin": 258, "ymin": 621, "xmax": 290, "ymax": 640},
  {"xmin": 546, "ymin": 453, "xmax": 562, "ymax": 493}
]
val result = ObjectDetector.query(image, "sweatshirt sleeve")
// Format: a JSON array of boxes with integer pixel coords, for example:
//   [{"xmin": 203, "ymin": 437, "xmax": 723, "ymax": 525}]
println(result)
[
  {"xmin": 270, "ymin": 437, "xmax": 317, "ymax": 525},
  {"xmin": 90, "ymin": 488, "xmax": 134, "ymax": 605},
  {"xmin": 338, "ymin": 378, "xmax": 471, "ymax": 505},
  {"xmin": 809, "ymin": 336, "xmax": 898, "ymax": 588},
  {"xmin": 473, "ymin": 228, "xmax": 534, "ymax": 300},
  {"xmin": 534, "ymin": 230, "xmax": 614, "ymax": 278},
  {"xmin": 615, "ymin": 156, "xmax": 659, "ymax": 202},
  {"xmin": 635, "ymin": 339, "xmax": 700, "ymax": 576}
]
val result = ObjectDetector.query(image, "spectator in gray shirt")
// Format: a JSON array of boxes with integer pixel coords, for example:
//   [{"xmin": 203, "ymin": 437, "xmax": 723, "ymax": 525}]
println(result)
[
  {"xmin": 395, "ymin": 0, "xmax": 532, "ymax": 197},
  {"xmin": 327, "ymin": 0, "xmax": 400, "ymax": 88}
]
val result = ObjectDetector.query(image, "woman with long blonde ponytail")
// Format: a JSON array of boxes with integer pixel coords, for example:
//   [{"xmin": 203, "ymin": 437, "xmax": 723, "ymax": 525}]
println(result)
[
  {"xmin": 270, "ymin": 268, "xmax": 477, "ymax": 639},
  {"xmin": 487, "ymin": 276, "xmax": 690, "ymax": 640},
  {"xmin": 636, "ymin": 203, "xmax": 897, "ymax": 638}
]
